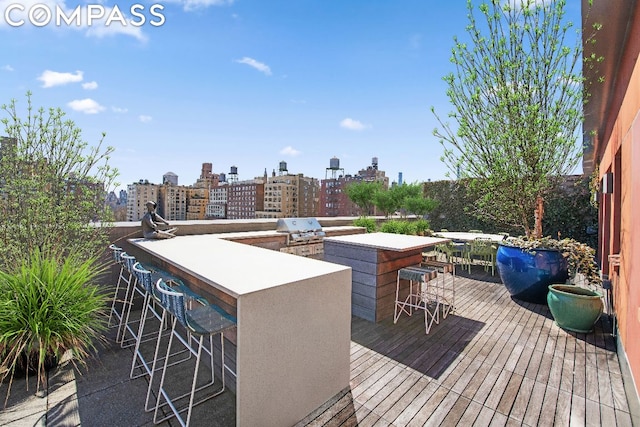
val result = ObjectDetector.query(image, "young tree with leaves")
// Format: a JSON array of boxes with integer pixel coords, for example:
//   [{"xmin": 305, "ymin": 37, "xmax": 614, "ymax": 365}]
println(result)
[
  {"xmin": 345, "ymin": 180, "xmax": 381, "ymax": 217},
  {"xmin": 433, "ymin": 0, "xmax": 600, "ymax": 239},
  {"xmin": 0, "ymin": 92, "xmax": 119, "ymax": 270}
]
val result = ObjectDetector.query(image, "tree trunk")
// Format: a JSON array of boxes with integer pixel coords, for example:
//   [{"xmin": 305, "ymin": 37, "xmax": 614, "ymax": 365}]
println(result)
[{"xmin": 534, "ymin": 195, "xmax": 544, "ymax": 239}]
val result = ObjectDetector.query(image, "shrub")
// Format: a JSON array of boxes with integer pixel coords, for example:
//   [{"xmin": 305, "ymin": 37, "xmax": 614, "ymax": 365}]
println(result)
[
  {"xmin": 353, "ymin": 217, "xmax": 377, "ymax": 233},
  {"xmin": 0, "ymin": 250, "xmax": 109, "ymax": 405},
  {"xmin": 380, "ymin": 220, "xmax": 417, "ymax": 235},
  {"xmin": 414, "ymin": 219, "xmax": 432, "ymax": 236}
]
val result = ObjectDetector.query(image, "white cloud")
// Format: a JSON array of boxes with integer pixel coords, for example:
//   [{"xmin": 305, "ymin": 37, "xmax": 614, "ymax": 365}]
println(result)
[
  {"xmin": 2, "ymin": 65, "xmax": 14, "ymax": 71},
  {"xmin": 139, "ymin": 115, "xmax": 152, "ymax": 123},
  {"xmin": 38, "ymin": 70, "xmax": 83, "ymax": 88},
  {"xmin": 280, "ymin": 146, "xmax": 301, "ymax": 157},
  {"xmin": 340, "ymin": 118, "xmax": 370, "ymax": 131},
  {"xmin": 0, "ymin": 1, "xmax": 148, "ymax": 41},
  {"xmin": 235, "ymin": 57, "xmax": 272, "ymax": 76},
  {"xmin": 86, "ymin": 16, "xmax": 147, "ymax": 43},
  {"xmin": 67, "ymin": 98, "xmax": 105, "ymax": 114},
  {"xmin": 112, "ymin": 106, "xmax": 128, "ymax": 113},
  {"xmin": 180, "ymin": 0, "xmax": 234, "ymax": 12},
  {"xmin": 82, "ymin": 81, "xmax": 98, "ymax": 90}
]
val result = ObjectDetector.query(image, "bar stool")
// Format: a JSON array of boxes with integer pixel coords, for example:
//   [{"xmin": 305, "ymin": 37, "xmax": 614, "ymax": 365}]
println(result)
[
  {"xmin": 130, "ymin": 262, "xmax": 195, "ymax": 384},
  {"xmin": 152, "ymin": 278, "xmax": 236, "ymax": 427},
  {"xmin": 394, "ymin": 266, "xmax": 440, "ymax": 334},
  {"xmin": 421, "ymin": 259, "xmax": 456, "ymax": 318},
  {"xmin": 107, "ymin": 244, "xmax": 125, "ymax": 328},
  {"xmin": 115, "ymin": 253, "xmax": 137, "ymax": 344}
]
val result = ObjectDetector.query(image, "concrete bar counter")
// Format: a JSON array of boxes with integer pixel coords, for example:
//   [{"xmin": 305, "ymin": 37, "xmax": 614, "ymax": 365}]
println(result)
[
  {"xmin": 324, "ymin": 232, "xmax": 448, "ymax": 322},
  {"xmin": 131, "ymin": 235, "xmax": 351, "ymax": 427}
]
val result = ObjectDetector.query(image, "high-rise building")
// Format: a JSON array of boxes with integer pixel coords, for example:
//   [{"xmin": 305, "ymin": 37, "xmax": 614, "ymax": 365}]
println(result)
[
  {"xmin": 127, "ymin": 180, "xmax": 160, "ymax": 221},
  {"xmin": 227, "ymin": 179, "xmax": 264, "ymax": 219},
  {"xmin": 320, "ymin": 157, "xmax": 389, "ymax": 217},
  {"xmin": 207, "ymin": 183, "xmax": 227, "ymax": 218},
  {"xmin": 159, "ymin": 183, "xmax": 187, "ymax": 221},
  {"xmin": 319, "ymin": 175, "xmax": 363, "ymax": 217},
  {"xmin": 256, "ymin": 172, "xmax": 319, "ymax": 219},
  {"xmin": 186, "ymin": 163, "xmax": 219, "ymax": 220}
]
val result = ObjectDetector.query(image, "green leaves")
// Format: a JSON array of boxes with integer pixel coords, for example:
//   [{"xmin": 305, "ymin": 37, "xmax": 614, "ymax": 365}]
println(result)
[
  {"xmin": 0, "ymin": 250, "xmax": 109, "ymax": 405},
  {"xmin": 432, "ymin": 0, "xmax": 597, "ymax": 238},
  {"xmin": 0, "ymin": 93, "xmax": 118, "ymax": 269}
]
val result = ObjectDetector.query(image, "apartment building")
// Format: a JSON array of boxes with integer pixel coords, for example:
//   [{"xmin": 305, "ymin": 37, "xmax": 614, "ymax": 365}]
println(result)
[
  {"xmin": 227, "ymin": 179, "xmax": 264, "ymax": 220},
  {"xmin": 256, "ymin": 173, "xmax": 319, "ymax": 219}
]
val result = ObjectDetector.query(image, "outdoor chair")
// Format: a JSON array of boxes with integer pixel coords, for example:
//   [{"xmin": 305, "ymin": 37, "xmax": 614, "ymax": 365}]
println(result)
[
  {"xmin": 466, "ymin": 237, "xmax": 497, "ymax": 275},
  {"xmin": 115, "ymin": 253, "xmax": 137, "ymax": 344},
  {"xmin": 421, "ymin": 259, "xmax": 456, "ymax": 318},
  {"xmin": 435, "ymin": 241, "xmax": 469, "ymax": 268},
  {"xmin": 107, "ymin": 244, "xmax": 125, "ymax": 328},
  {"xmin": 130, "ymin": 262, "xmax": 198, "ymax": 386},
  {"xmin": 394, "ymin": 266, "xmax": 441, "ymax": 334},
  {"xmin": 152, "ymin": 278, "xmax": 237, "ymax": 427}
]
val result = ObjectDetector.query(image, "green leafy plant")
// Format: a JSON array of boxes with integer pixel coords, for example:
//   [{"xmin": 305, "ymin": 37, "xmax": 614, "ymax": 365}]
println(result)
[
  {"xmin": 0, "ymin": 92, "xmax": 118, "ymax": 270},
  {"xmin": 432, "ymin": 0, "xmax": 601, "ymax": 239},
  {"xmin": 380, "ymin": 220, "xmax": 417, "ymax": 235},
  {"xmin": 414, "ymin": 219, "xmax": 432, "ymax": 236},
  {"xmin": 353, "ymin": 217, "xmax": 377, "ymax": 233},
  {"xmin": 0, "ymin": 250, "xmax": 109, "ymax": 405},
  {"xmin": 502, "ymin": 236, "xmax": 601, "ymax": 286},
  {"xmin": 344, "ymin": 181, "xmax": 381, "ymax": 217}
]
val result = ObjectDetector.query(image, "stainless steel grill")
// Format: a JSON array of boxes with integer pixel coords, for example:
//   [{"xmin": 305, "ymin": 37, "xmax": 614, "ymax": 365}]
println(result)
[{"xmin": 276, "ymin": 217, "xmax": 326, "ymax": 245}]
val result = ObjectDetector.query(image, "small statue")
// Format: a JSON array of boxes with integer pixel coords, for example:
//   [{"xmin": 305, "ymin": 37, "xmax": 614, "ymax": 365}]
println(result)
[{"xmin": 141, "ymin": 201, "xmax": 176, "ymax": 239}]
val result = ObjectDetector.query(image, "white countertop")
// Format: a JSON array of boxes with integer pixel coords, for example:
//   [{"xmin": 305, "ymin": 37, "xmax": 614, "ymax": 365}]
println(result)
[
  {"xmin": 434, "ymin": 231, "xmax": 507, "ymax": 243},
  {"xmin": 324, "ymin": 232, "xmax": 449, "ymax": 252},
  {"xmin": 130, "ymin": 235, "xmax": 350, "ymax": 298}
]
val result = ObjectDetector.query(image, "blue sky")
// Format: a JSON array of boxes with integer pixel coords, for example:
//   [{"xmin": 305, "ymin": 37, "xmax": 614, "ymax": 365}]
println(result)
[{"xmin": 0, "ymin": 0, "xmax": 582, "ymax": 192}]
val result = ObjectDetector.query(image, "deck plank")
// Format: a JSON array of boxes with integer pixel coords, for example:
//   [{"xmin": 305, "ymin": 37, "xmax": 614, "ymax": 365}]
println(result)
[{"xmin": 299, "ymin": 270, "xmax": 631, "ymax": 427}]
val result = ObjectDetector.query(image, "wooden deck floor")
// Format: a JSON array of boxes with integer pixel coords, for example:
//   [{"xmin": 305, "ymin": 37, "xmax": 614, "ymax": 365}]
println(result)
[{"xmin": 298, "ymin": 268, "xmax": 632, "ymax": 427}]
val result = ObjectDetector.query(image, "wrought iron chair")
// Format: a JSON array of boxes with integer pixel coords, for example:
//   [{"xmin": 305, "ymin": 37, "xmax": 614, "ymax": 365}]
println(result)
[{"xmin": 152, "ymin": 278, "xmax": 237, "ymax": 426}]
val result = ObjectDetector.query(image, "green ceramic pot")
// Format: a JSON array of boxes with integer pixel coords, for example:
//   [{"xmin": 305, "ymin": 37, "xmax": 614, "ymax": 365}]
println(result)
[{"xmin": 547, "ymin": 284, "xmax": 603, "ymax": 333}]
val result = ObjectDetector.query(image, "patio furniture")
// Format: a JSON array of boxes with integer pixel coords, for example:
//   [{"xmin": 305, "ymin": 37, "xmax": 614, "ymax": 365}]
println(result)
[
  {"xmin": 153, "ymin": 278, "xmax": 237, "ymax": 427},
  {"xmin": 394, "ymin": 266, "xmax": 441, "ymax": 334},
  {"xmin": 131, "ymin": 235, "xmax": 351, "ymax": 427},
  {"xmin": 107, "ymin": 244, "xmax": 125, "ymax": 328},
  {"xmin": 324, "ymin": 233, "xmax": 449, "ymax": 322},
  {"xmin": 115, "ymin": 253, "xmax": 137, "ymax": 344},
  {"xmin": 119, "ymin": 254, "xmax": 164, "ymax": 349},
  {"xmin": 466, "ymin": 237, "xmax": 497, "ymax": 275},
  {"xmin": 421, "ymin": 259, "xmax": 456, "ymax": 318},
  {"xmin": 130, "ymin": 262, "xmax": 197, "ymax": 387}
]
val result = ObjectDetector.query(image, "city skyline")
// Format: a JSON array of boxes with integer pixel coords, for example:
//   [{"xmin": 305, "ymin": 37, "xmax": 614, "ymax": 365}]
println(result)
[{"xmin": 0, "ymin": 1, "xmax": 583, "ymax": 192}]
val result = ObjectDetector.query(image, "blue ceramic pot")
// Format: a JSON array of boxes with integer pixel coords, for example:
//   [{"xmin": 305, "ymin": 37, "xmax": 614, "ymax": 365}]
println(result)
[{"xmin": 496, "ymin": 244, "xmax": 569, "ymax": 303}]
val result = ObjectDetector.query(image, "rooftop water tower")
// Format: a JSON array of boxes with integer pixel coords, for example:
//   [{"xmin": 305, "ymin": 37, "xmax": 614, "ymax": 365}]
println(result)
[
  {"xmin": 279, "ymin": 161, "xmax": 288, "ymax": 175},
  {"xmin": 326, "ymin": 156, "xmax": 345, "ymax": 179},
  {"xmin": 228, "ymin": 165, "xmax": 238, "ymax": 183}
]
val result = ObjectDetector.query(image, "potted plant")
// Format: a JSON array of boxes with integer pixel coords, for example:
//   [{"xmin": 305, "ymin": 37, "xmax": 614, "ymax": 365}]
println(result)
[
  {"xmin": 0, "ymin": 250, "xmax": 110, "ymax": 405},
  {"xmin": 497, "ymin": 236, "xmax": 601, "ymax": 303},
  {"xmin": 547, "ymin": 284, "xmax": 603, "ymax": 333},
  {"xmin": 431, "ymin": 0, "xmax": 601, "ymax": 302}
]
